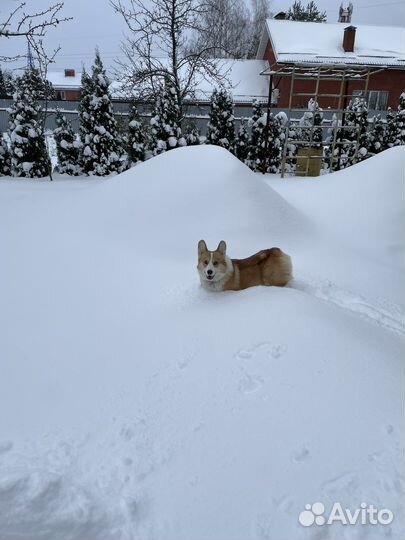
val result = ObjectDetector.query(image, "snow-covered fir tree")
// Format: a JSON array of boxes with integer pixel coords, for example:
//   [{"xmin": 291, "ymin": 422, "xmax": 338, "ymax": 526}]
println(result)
[
  {"xmin": 185, "ymin": 125, "xmax": 203, "ymax": 146},
  {"xmin": 328, "ymin": 98, "xmax": 369, "ymax": 170},
  {"xmin": 127, "ymin": 105, "xmax": 147, "ymax": 164},
  {"xmin": 149, "ymin": 80, "xmax": 186, "ymax": 155},
  {"xmin": 267, "ymin": 113, "xmax": 283, "ymax": 173},
  {"xmin": 367, "ymin": 114, "xmax": 386, "ymax": 156},
  {"xmin": 0, "ymin": 134, "xmax": 11, "ymax": 176},
  {"xmin": 345, "ymin": 97, "xmax": 369, "ymax": 166},
  {"xmin": 54, "ymin": 109, "xmax": 81, "ymax": 175},
  {"xmin": 246, "ymin": 101, "xmax": 283, "ymax": 173},
  {"xmin": 8, "ymin": 69, "xmax": 51, "ymax": 178},
  {"xmin": 386, "ymin": 91, "xmax": 405, "ymax": 147},
  {"xmin": 234, "ymin": 118, "xmax": 249, "ymax": 163},
  {"xmin": 246, "ymin": 100, "xmax": 264, "ymax": 170},
  {"xmin": 298, "ymin": 98, "xmax": 323, "ymax": 147},
  {"xmin": 0, "ymin": 68, "xmax": 9, "ymax": 98},
  {"xmin": 206, "ymin": 88, "xmax": 235, "ymax": 150},
  {"xmin": 79, "ymin": 51, "xmax": 128, "ymax": 175}
]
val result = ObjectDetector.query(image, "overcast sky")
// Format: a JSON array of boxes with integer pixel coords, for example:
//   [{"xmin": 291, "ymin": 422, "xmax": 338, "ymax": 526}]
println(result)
[{"xmin": 1, "ymin": 0, "xmax": 404, "ymax": 74}]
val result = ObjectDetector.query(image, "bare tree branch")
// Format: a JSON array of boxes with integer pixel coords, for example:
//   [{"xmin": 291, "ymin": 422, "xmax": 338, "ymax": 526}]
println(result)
[
  {"xmin": 0, "ymin": 2, "xmax": 72, "ymax": 40},
  {"xmin": 110, "ymin": 0, "xmax": 231, "ymax": 118}
]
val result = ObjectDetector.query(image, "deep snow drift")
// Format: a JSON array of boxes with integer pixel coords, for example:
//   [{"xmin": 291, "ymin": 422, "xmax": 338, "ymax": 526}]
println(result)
[{"xmin": 0, "ymin": 145, "xmax": 404, "ymax": 540}]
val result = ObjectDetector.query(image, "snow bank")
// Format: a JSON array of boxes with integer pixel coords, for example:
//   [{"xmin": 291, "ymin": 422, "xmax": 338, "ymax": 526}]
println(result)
[{"xmin": 0, "ymin": 145, "xmax": 403, "ymax": 540}]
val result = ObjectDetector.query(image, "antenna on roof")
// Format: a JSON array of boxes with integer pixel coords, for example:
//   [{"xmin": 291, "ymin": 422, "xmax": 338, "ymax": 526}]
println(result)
[{"xmin": 338, "ymin": 2, "xmax": 353, "ymax": 23}]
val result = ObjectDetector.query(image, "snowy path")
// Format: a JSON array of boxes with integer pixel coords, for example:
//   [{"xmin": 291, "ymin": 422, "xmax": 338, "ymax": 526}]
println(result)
[{"xmin": 292, "ymin": 277, "xmax": 405, "ymax": 336}]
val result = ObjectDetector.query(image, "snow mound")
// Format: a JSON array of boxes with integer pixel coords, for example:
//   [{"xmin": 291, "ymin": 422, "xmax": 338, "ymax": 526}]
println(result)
[{"xmin": 0, "ymin": 146, "xmax": 404, "ymax": 540}]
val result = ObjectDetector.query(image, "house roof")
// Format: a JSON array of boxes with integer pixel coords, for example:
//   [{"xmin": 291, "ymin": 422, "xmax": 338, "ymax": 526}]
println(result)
[
  {"xmin": 257, "ymin": 19, "xmax": 405, "ymax": 68},
  {"xmin": 47, "ymin": 71, "xmax": 82, "ymax": 90},
  {"xmin": 192, "ymin": 59, "xmax": 269, "ymax": 103},
  {"xmin": 111, "ymin": 59, "xmax": 270, "ymax": 103}
]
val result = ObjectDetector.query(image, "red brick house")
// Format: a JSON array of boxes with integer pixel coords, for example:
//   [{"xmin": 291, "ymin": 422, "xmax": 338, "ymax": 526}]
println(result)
[
  {"xmin": 47, "ymin": 69, "xmax": 81, "ymax": 100},
  {"xmin": 257, "ymin": 19, "xmax": 405, "ymax": 110}
]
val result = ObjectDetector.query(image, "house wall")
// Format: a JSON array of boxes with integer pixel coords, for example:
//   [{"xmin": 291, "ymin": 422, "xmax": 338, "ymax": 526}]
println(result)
[
  {"xmin": 55, "ymin": 89, "xmax": 81, "ymax": 101},
  {"xmin": 263, "ymin": 39, "xmax": 405, "ymax": 110}
]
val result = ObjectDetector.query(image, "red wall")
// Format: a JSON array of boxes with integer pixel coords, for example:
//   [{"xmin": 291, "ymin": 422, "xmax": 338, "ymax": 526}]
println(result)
[{"xmin": 263, "ymin": 39, "xmax": 405, "ymax": 110}]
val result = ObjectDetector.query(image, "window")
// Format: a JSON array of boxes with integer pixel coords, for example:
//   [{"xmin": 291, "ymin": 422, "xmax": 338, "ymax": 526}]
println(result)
[
  {"xmin": 56, "ymin": 91, "xmax": 66, "ymax": 100},
  {"xmin": 352, "ymin": 90, "xmax": 389, "ymax": 111}
]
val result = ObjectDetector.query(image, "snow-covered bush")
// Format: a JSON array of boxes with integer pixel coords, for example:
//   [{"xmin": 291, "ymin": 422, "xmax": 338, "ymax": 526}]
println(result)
[
  {"xmin": 127, "ymin": 105, "xmax": 147, "ymax": 164},
  {"xmin": 206, "ymin": 88, "xmax": 235, "ymax": 150},
  {"xmin": 0, "ymin": 134, "xmax": 11, "ymax": 176},
  {"xmin": 149, "ymin": 81, "xmax": 185, "ymax": 155},
  {"xmin": 54, "ymin": 109, "xmax": 81, "ymax": 175},
  {"xmin": 8, "ymin": 69, "xmax": 51, "ymax": 178},
  {"xmin": 79, "ymin": 51, "xmax": 128, "ymax": 176}
]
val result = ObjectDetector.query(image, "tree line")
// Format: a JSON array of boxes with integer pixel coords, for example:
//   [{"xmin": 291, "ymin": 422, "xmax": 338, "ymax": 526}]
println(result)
[{"xmin": 1, "ymin": 51, "xmax": 404, "ymax": 179}]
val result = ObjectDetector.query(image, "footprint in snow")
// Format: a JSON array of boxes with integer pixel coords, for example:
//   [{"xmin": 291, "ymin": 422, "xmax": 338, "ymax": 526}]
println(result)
[
  {"xmin": 239, "ymin": 374, "xmax": 264, "ymax": 394},
  {"xmin": 234, "ymin": 342, "xmax": 287, "ymax": 362},
  {"xmin": 291, "ymin": 447, "xmax": 310, "ymax": 463}
]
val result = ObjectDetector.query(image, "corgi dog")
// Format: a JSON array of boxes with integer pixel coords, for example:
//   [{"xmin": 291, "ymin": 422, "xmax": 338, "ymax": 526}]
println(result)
[{"xmin": 197, "ymin": 240, "xmax": 292, "ymax": 292}]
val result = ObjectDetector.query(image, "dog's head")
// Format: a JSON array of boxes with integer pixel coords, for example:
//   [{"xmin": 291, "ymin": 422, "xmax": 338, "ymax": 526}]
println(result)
[{"xmin": 197, "ymin": 240, "xmax": 229, "ymax": 283}]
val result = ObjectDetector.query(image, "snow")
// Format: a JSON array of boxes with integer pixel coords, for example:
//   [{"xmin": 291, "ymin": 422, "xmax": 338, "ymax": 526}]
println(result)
[
  {"xmin": 46, "ymin": 70, "xmax": 82, "ymax": 90},
  {"xmin": 0, "ymin": 145, "xmax": 404, "ymax": 540},
  {"xmin": 260, "ymin": 19, "xmax": 405, "ymax": 67}
]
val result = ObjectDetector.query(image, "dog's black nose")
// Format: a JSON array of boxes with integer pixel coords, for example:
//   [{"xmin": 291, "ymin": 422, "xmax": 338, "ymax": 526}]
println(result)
[{"xmin": 207, "ymin": 269, "xmax": 213, "ymax": 275}]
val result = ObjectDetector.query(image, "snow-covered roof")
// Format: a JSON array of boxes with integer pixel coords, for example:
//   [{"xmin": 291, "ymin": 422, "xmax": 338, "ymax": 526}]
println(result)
[
  {"xmin": 47, "ymin": 71, "xmax": 82, "ymax": 89},
  {"xmin": 258, "ymin": 19, "xmax": 405, "ymax": 68},
  {"xmin": 192, "ymin": 59, "xmax": 269, "ymax": 103},
  {"xmin": 111, "ymin": 60, "xmax": 270, "ymax": 104}
]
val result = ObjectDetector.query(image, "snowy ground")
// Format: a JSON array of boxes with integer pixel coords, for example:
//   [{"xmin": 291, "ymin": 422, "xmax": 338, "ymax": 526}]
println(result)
[{"xmin": 0, "ymin": 145, "xmax": 404, "ymax": 540}]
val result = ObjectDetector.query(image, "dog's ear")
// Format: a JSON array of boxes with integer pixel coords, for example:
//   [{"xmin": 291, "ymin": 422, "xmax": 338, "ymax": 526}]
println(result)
[
  {"xmin": 198, "ymin": 240, "xmax": 207, "ymax": 256},
  {"xmin": 217, "ymin": 240, "xmax": 227, "ymax": 255}
]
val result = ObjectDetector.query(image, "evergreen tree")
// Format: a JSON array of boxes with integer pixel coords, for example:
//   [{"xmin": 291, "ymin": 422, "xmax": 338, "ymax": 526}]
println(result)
[
  {"xmin": 8, "ymin": 69, "xmax": 51, "ymax": 178},
  {"xmin": 149, "ymin": 80, "xmax": 185, "ymax": 155},
  {"xmin": 54, "ymin": 109, "xmax": 81, "ymax": 175},
  {"xmin": 206, "ymin": 88, "xmax": 235, "ymax": 150},
  {"xmin": 2, "ymin": 71, "xmax": 15, "ymax": 97},
  {"xmin": 0, "ymin": 134, "xmax": 11, "ymax": 176},
  {"xmin": 345, "ymin": 97, "xmax": 369, "ymax": 166},
  {"xmin": 185, "ymin": 125, "xmax": 203, "ymax": 146},
  {"xmin": 247, "ymin": 100, "xmax": 265, "ymax": 171},
  {"xmin": 298, "ymin": 99, "xmax": 323, "ymax": 147},
  {"xmin": 387, "ymin": 92, "xmax": 405, "ymax": 147},
  {"xmin": 246, "ymin": 101, "xmax": 283, "ymax": 173},
  {"xmin": 127, "ymin": 105, "xmax": 147, "ymax": 164},
  {"xmin": 267, "ymin": 113, "xmax": 283, "ymax": 173},
  {"xmin": 0, "ymin": 68, "xmax": 10, "ymax": 98},
  {"xmin": 79, "ymin": 51, "xmax": 128, "ymax": 175},
  {"xmin": 385, "ymin": 107, "xmax": 396, "ymax": 148},
  {"xmin": 234, "ymin": 118, "xmax": 250, "ymax": 163},
  {"xmin": 367, "ymin": 114, "xmax": 386, "ymax": 156},
  {"xmin": 287, "ymin": 0, "xmax": 326, "ymax": 21}
]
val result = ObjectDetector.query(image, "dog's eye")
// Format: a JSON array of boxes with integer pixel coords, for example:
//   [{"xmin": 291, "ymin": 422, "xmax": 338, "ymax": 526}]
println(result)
[
  {"xmin": 204, "ymin": 260, "xmax": 208, "ymax": 265},
  {"xmin": 213, "ymin": 261, "xmax": 218, "ymax": 266}
]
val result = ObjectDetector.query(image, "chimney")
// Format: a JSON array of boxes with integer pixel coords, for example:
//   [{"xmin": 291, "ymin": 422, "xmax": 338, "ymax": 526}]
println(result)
[
  {"xmin": 64, "ymin": 68, "xmax": 75, "ymax": 77},
  {"xmin": 343, "ymin": 25, "xmax": 356, "ymax": 52}
]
